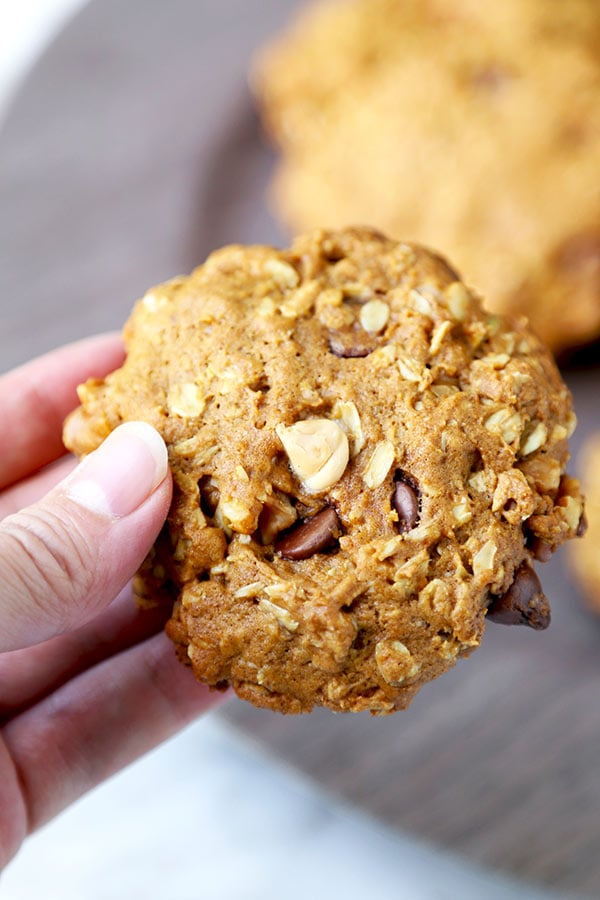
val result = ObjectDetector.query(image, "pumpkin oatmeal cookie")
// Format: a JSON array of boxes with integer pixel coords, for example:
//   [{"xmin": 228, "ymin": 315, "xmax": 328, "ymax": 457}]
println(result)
[
  {"xmin": 254, "ymin": 0, "xmax": 600, "ymax": 354},
  {"xmin": 64, "ymin": 227, "xmax": 585, "ymax": 713}
]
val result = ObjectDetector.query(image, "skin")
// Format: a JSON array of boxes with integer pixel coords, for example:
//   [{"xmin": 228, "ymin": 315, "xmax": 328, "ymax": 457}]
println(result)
[{"xmin": 0, "ymin": 335, "xmax": 223, "ymax": 870}]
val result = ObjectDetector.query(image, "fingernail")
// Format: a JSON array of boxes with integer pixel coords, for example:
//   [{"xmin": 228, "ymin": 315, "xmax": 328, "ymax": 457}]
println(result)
[{"xmin": 65, "ymin": 422, "xmax": 169, "ymax": 517}]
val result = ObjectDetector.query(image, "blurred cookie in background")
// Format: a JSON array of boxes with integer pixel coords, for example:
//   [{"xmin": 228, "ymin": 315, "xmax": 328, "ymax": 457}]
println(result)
[
  {"xmin": 571, "ymin": 433, "xmax": 600, "ymax": 613},
  {"xmin": 253, "ymin": 0, "xmax": 600, "ymax": 355}
]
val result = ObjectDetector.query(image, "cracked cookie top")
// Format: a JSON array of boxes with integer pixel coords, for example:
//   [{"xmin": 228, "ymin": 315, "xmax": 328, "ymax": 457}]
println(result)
[{"xmin": 64, "ymin": 227, "xmax": 585, "ymax": 713}]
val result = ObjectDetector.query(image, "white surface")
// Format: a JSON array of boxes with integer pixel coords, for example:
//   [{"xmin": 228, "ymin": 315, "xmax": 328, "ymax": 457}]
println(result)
[
  {"xmin": 0, "ymin": 6, "xmax": 573, "ymax": 899},
  {"xmin": 1, "ymin": 714, "xmax": 560, "ymax": 900},
  {"xmin": 0, "ymin": 0, "xmax": 85, "ymax": 121}
]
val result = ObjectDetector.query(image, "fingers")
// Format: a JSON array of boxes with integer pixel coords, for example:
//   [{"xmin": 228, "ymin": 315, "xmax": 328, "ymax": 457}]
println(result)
[
  {"xmin": 0, "ymin": 422, "xmax": 171, "ymax": 653},
  {"xmin": 0, "ymin": 737, "xmax": 27, "ymax": 869},
  {"xmin": 0, "ymin": 457, "xmax": 76, "ymax": 521},
  {"xmin": 0, "ymin": 333, "xmax": 124, "ymax": 491},
  {"xmin": 0, "ymin": 585, "xmax": 171, "ymax": 721},
  {"xmin": 2, "ymin": 632, "xmax": 225, "ymax": 835}
]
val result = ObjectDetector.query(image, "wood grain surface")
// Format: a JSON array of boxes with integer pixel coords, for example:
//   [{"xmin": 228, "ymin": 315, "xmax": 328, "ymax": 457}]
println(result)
[{"xmin": 1, "ymin": 2, "xmax": 599, "ymax": 894}]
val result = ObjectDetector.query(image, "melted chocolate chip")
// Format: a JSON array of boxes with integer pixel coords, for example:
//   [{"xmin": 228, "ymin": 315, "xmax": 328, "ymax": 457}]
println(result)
[
  {"xmin": 531, "ymin": 538, "xmax": 553, "ymax": 563},
  {"xmin": 275, "ymin": 508, "xmax": 342, "ymax": 560},
  {"xmin": 525, "ymin": 527, "xmax": 553, "ymax": 562},
  {"xmin": 392, "ymin": 474, "xmax": 420, "ymax": 533},
  {"xmin": 577, "ymin": 511, "xmax": 588, "ymax": 538},
  {"xmin": 198, "ymin": 475, "xmax": 220, "ymax": 518},
  {"xmin": 471, "ymin": 63, "xmax": 511, "ymax": 92},
  {"xmin": 487, "ymin": 562, "xmax": 550, "ymax": 630},
  {"xmin": 328, "ymin": 329, "xmax": 376, "ymax": 358}
]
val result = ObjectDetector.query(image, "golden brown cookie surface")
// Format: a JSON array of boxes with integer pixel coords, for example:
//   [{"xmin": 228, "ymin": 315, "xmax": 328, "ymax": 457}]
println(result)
[
  {"xmin": 64, "ymin": 228, "xmax": 584, "ymax": 713},
  {"xmin": 254, "ymin": 0, "xmax": 600, "ymax": 354}
]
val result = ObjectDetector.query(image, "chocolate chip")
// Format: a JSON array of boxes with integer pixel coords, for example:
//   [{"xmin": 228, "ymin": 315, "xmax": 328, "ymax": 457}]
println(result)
[
  {"xmin": 322, "ymin": 245, "xmax": 345, "ymax": 263},
  {"xmin": 530, "ymin": 538, "xmax": 553, "ymax": 563},
  {"xmin": 275, "ymin": 508, "xmax": 342, "ymax": 560},
  {"xmin": 525, "ymin": 527, "xmax": 553, "ymax": 562},
  {"xmin": 487, "ymin": 562, "xmax": 550, "ymax": 630},
  {"xmin": 328, "ymin": 329, "xmax": 377, "ymax": 358},
  {"xmin": 198, "ymin": 475, "xmax": 220, "ymax": 517},
  {"xmin": 392, "ymin": 474, "xmax": 420, "ymax": 533},
  {"xmin": 577, "ymin": 511, "xmax": 588, "ymax": 538},
  {"xmin": 471, "ymin": 63, "xmax": 511, "ymax": 92}
]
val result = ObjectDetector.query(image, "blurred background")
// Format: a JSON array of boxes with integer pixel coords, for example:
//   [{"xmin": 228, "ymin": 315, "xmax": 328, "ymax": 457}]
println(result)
[{"xmin": 1, "ymin": 2, "xmax": 599, "ymax": 898}]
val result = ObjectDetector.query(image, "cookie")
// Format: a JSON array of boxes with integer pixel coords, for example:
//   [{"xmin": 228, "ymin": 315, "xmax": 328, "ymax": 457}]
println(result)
[
  {"xmin": 570, "ymin": 434, "xmax": 600, "ymax": 611},
  {"xmin": 64, "ymin": 227, "xmax": 585, "ymax": 714},
  {"xmin": 253, "ymin": 0, "xmax": 600, "ymax": 354}
]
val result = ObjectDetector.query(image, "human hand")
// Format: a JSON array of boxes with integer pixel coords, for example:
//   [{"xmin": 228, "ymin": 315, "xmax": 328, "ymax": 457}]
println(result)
[{"xmin": 0, "ymin": 335, "xmax": 221, "ymax": 869}]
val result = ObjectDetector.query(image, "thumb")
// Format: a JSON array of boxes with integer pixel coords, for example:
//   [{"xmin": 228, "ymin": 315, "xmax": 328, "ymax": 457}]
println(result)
[{"xmin": 0, "ymin": 422, "xmax": 172, "ymax": 653}]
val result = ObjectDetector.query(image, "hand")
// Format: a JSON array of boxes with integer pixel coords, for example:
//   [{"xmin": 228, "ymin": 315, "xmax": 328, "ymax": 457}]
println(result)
[{"xmin": 0, "ymin": 335, "xmax": 221, "ymax": 869}]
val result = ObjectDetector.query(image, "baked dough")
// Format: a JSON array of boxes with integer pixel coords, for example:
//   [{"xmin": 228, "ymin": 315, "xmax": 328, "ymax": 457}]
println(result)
[{"xmin": 64, "ymin": 227, "xmax": 585, "ymax": 713}]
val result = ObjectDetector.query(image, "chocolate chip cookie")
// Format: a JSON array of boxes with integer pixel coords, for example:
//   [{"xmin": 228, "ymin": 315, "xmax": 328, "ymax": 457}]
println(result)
[
  {"xmin": 571, "ymin": 434, "xmax": 599, "ymax": 611},
  {"xmin": 64, "ymin": 227, "xmax": 585, "ymax": 713},
  {"xmin": 253, "ymin": 0, "xmax": 600, "ymax": 354}
]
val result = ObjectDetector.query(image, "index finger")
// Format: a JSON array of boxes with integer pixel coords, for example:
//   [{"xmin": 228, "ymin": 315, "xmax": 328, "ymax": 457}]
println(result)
[{"xmin": 0, "ymin": 334, "xmax": 124, "ymax": 491}]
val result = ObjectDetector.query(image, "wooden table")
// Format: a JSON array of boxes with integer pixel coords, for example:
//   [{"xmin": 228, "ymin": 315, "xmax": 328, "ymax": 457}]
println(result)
[{"xmin": 1, "ymin": 2, "xmax": 599, "ymax": 893}]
